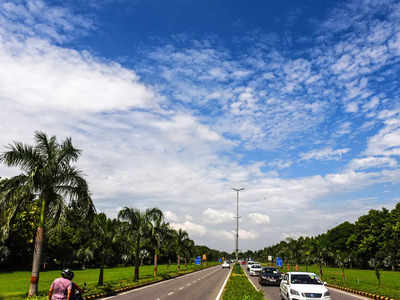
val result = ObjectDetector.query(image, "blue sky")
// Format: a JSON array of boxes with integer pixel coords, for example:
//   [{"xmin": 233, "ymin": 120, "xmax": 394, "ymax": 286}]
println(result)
[{"xmin": 0, "ymin": 0, "xmax": 400, "ymax": 251}]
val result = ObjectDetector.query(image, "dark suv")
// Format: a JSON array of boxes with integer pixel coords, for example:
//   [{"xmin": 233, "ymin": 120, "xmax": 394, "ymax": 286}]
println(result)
[{"xmin": 259, "ymin": 267, "xmax": 282, "ymax": 286}]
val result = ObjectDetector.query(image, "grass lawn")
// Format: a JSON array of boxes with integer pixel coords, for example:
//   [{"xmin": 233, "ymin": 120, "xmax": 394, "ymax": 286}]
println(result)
[
  {"xmin": 261, "ymin": 263, "xmax": 400, "ymax": 299},
  {"xmin": 222, "ymin": 264, "xmax": 264, "ymax": 300},
  {"xmin": 0, "ymin": 262, "xmax": 218, "ymax": 300}
]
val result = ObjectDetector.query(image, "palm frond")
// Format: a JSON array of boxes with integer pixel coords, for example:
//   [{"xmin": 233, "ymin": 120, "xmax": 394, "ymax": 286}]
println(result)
[
  {"xmin": 0, "ymin": 142, "xmax": 43, "ymax": 172},
  {"xmin": 57, "ymin": 137, "xmax": 81, "ymax": 165},
  {"xmin": 34, "ymin": 131, "xmax": 55, "ymax": 161}
]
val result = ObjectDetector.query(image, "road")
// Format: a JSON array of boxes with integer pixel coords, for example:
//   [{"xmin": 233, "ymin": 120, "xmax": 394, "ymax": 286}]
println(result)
[
  {"xmin": 243, "ymin": 266, "xmax": 368, "ymax": 300},
  {"xmin": 104, "ymin": 265, "xmax": 230, "ymax": 300}
]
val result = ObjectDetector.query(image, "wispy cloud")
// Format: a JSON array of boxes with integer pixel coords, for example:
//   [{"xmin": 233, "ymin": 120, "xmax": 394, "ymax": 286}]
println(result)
[{"xmin": 300, "ymin": 148, "xmax": 350, "ymax": 161}]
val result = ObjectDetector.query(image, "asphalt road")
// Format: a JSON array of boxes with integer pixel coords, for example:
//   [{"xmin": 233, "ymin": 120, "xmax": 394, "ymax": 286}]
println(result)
[
  {"xmin": 243, "ymin": 266, "xmax": 368, "ymax": 300},
  {"xmin": 104, "ymin": 265, "xmax": 230, "ymax": 300}
]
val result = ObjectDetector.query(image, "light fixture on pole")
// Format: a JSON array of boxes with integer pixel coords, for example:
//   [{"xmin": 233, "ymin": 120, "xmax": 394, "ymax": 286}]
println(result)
[{"xmin": 232, "ymin": 187, "xmax": 244, "ymax": 262}]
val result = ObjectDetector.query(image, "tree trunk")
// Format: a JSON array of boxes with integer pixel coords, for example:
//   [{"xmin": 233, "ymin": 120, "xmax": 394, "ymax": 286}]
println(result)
[
  {"xmin": 319, "ymin": 263, "xmax": 323, "ymax": 279},
  {"xmin": 28, "ymin": 198, "xmax": 46, "ymax": 297},
  {"xmin": 154, "ymin": 253, "xmax": 158, "ymax": 278},
  {"xmin": 28, "ymin": 226, "xmax": 44, "ymax": 296},
  {"xmin": 134, "ymin": 236, "xmax": 140, "ymax": 281},
  {"xmin": 98, "ymin": 266, "xmax": 104, "ymax": 286},
  {"xmin": 184, "ymin": 257, "xmax": 187, "ymax": 269},
  {"xmin": 177, "ymin": 255, "xmax": 181, "ymax": 272}
]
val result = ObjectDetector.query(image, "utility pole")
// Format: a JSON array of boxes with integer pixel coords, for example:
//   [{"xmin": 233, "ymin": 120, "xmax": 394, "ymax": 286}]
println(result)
[{"xmin": 232, "ymin": 187, "xmax": 244, "ymax": 262}]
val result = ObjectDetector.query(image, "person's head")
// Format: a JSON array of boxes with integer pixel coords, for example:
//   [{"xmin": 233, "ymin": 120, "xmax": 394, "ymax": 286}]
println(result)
[{"xmin": 61, "ymin": 268, "xmax": 74, "ymax": 280}]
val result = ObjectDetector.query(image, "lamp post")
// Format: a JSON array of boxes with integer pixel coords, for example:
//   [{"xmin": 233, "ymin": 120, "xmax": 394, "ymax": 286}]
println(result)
[{"xmin": 232, "ymin": 187, "xmax": 244, "ymax": 262}]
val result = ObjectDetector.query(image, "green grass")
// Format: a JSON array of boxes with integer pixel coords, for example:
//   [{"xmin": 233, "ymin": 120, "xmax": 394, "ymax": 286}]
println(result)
[
  {"xmin": 261, "ymin": 263, "xmax": 400, "ymax": 300},
  {"xmin": 0, "ymin": 262, "xmax": 218, "ymax": 300},
  {"xmin": 222, "ymin": 264, "xmax": 264, "ymax": 300}
]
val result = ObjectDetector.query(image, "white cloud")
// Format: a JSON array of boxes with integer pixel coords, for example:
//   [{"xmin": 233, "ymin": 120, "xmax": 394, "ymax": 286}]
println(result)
[
  {"xmin": 202, "ymin": 208, "xmax": 234, "ymax": 224},
  {"xmin": 365, "ymin": 117, "xmax": 400, "ymax": 156},
  {"xmin": 300, "ymin": 147, "xmax": 350, "ymax": 161},
  {"xmin": 0, "ymin": 0, "xmax": 93, "ymax": 43},
  {"xmin": 165, "ymin": 211, "xmax": 179, "ymax": 222},
  {"xmin": 363, "ymin": 96, "xmax": 380, "ymax": 111},
  {"xmin": 345, "ymin": 101, "xmax": 359, "ymax": 113},
  {"xmin": 0, "ymin": 37, "xmax": 156, "ymax": 112},
  {"xmin": 248, "ymin": 213, "xmax": 270, "ymax": 225},
  {"xmin": 170, "ymin": 221, "xmax": 207, "ymax": 237},
  {"xmin": 239, "ymin": 229, "xmax": 259, "ymax": 240},
  {"xmin": 348, "ymin": 156, "xmax": 397, "ymax": 170},
  {"xmin": 269, "ymin": 160, "xmax": 292, "ymax": 169}
]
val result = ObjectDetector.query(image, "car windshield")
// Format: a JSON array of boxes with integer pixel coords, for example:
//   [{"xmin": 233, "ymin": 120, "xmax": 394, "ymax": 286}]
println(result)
[
  {"xmin": 252, "ymin": 264, "xmax": 261, "ymax": 268},
  {"xmin": 262, "ymin": 268, "xmax": 278, "ymax": 274},
  {"xmin": 291, "ymin": 274, "xmax": 322, "ymax": 285}
]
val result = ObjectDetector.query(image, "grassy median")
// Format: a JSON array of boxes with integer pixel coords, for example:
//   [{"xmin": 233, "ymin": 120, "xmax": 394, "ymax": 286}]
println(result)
[
  {"xmin": 0, "ymin": 262, "xmax": 218, "ymax": 300},
  {"xmin": 261, "ymin": 263, "xmax": 400, "ymax": 299},
  {"xmin": 222, "ymin": 264, "xmax": 264, "ymax": 300}
]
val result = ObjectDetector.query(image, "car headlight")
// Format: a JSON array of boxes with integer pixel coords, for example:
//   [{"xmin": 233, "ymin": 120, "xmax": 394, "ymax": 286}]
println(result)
[
  {"xmin": 324, "ymin": 291, "xmax": 330, "ymax": 297},
  {"xmin": 290, "ymin": 289, "xmax": 300, "ymax": 296}
]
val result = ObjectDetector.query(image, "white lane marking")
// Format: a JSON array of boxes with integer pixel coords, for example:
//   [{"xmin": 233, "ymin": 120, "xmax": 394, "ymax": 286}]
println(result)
[
  {"xmin": 186, "ymin": 283, "xmax": 191, "ymax": 286},
  {"xmin": 215, "ymin": 267, "xmax": 233, "ymax": 300},
  {"xmin": 179, "ymin": 286, "xmax": 184, "ymax": 290},
  {"xmin": 243, "ymin": 268, "xmax": 260, "ymax": 291},
  {"xmin": 101, "ymin": 265, "xmax": 220, "ymax": 299},
  {"xmin": 168, "ymin": 291, "xmax": 174, "ymax": 296}
]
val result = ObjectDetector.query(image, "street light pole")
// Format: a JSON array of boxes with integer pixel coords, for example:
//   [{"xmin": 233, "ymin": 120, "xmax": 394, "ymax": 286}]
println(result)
[{"xmin": 232, "ymin": 187, "xmax": 244, "ymax": 262}]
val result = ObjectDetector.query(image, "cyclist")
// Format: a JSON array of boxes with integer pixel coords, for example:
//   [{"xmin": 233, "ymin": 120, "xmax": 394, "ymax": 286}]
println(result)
[{"xmin": 48, "ymin": 268, "xmax": 73, "ymax": 300}]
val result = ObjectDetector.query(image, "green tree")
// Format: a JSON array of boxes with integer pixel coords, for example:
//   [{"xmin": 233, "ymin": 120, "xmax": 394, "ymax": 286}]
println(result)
[
  {"xmin": 93, "ymin": 213, "xmax": 117, "ymax": 286},
  {"xmin": 146, "ymin": 208, "xmax": 167, "ymax": 278},
  {"xmin": 183, "ymin": 238, "xmax": 195, "ymax": 269},
  {"xmin": 118, "ymin": 207, "xmax": 152, "ymax": 281},
  {"xmin": 0, "ymin": 132, "xmax": 94, "ymax": 296},
  {"xmin": 174, "ymin": 229, "xmax": 189, "ymax": 271}
]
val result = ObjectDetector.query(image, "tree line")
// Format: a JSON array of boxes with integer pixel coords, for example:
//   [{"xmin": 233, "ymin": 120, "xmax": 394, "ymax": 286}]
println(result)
[
  {"xmin": 241, "ymin": 203, "xmax": 400, "ymax": 279},
  {"xmin": 0, "ymin": 132, "xmax": 228, "ymax": 296}
]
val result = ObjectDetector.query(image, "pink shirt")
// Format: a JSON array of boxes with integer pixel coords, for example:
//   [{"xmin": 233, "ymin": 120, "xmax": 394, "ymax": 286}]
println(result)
[{"xmin": 50, "ymin": 277, "xmax": 72, "ymax": 300}]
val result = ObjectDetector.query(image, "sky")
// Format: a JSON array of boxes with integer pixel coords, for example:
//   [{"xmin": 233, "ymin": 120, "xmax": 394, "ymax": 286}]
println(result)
[{"xmin": 0, "ymin": 0, "xmax": 400, "ymax": 252}]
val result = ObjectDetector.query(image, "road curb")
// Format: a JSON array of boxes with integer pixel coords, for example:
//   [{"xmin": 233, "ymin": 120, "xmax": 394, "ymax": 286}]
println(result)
[
  {"xmin": 84, "ymin": 264, "xmax": 218, "ymax": 300},
  {"xmin": 326, "ymin": 283, "xmax": 395, "ymax": 300},
  {"xmin": 215, "ymin": 266, "xmax": 233, "ymax": 300},
  {"xmin": 242, "ymin": 266, "xmax": 261, "ymax": 292}
]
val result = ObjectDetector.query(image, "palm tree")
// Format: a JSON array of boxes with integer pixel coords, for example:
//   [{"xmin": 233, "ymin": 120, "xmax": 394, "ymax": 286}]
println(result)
[
  {"xmin": 0, "ymin": 132, "xmax": 94, "ymax": 296},
  {"xmin": 146, "ymin": 208, "xmax": 169, "ymax": 277},
  {"xmin": 118, "ymin": 207, "xmax": 153, "ymax": 281},
  {"xmin": 183, "ymin": 238, "xmax": 195, "ymax": 269},
  {"xmin": 93, "ymin": 213, "xmax": 117, "ymax": 286},
  {"xmin": 174, "ymin": 229, "xmax": 189, "ymax": 272}
]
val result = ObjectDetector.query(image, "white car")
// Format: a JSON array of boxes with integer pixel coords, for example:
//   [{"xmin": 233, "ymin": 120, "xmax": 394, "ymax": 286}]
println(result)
[
  {"xmin": 246, "ymin": 260, "xmax": 255, "ymax": 271},
  {"xmin": 249, "ymin": 263, "xmax": 262, "ymax": 276},
  {"xmin": 221, "ymin": 261, "xmax": 230, "ymax": 268},
  {"xmin": 280, "ymin": 272, "xmax": 331, "ymax": 300}
]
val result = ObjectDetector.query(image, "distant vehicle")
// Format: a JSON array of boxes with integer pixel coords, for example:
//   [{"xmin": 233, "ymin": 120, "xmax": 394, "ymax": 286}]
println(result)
[
  {"xmin": 221, "ymin": 261, "xmax": 230, "ymax": 268},
  {"xmin": 249, "ymin": 263, "xmax": 262, "ymax": 276},
  {"xmin": 280, "ymin": 272, "xmax": 330, "ymax": 300},
  {"xmin": 259, "ymin": 267, "xmax": 282, "ymax": 286},
  {"xmin": 246, "ymin": 260, "xmax": 255, "ymax": 271}
]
